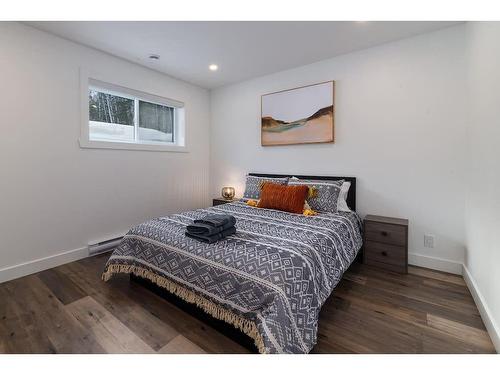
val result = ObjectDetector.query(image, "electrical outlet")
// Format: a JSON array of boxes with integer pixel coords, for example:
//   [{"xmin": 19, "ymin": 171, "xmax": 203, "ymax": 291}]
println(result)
[{"xmin": 424, "ymin": 234, "xmax": 435, "ymax": 248}]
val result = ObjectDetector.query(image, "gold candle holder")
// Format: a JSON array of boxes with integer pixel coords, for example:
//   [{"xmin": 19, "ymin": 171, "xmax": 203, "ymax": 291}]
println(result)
[{"xmin": 221, "ymin": 186, "xmax": 235, "ymax": 200}]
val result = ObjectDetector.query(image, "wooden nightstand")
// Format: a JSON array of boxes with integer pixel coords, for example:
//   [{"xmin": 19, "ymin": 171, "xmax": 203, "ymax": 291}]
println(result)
[
  {"xmin": 212, "ymin": 198, "xmax": 237, "ymax": 206},
  {"xmin": 363, "ymin": 215, "xmax": 409, "ymax": 273}
]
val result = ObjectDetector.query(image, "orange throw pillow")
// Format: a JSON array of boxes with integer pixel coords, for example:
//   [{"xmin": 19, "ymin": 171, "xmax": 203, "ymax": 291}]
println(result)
[{"xmin": 257, "ymin": 182, "xmax": 309, "ymax": 214}]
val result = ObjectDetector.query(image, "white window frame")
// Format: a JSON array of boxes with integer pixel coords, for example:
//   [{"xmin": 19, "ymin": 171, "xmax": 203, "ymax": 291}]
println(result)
[{"xmin": 79, "ymin": 69, "xmax": 187, "ymax": 152}]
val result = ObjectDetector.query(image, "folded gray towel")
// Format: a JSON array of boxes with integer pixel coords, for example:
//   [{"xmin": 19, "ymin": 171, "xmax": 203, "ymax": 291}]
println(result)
[
  {"xmin": 185, "ymin": 226, "xmax": 236, "ymax": 244},
  {"xmin": 193, "ymin": 214, "xmax": 236, "ymax": 228},
  {"xmin": 186, "ymin": 220, "xmax": 235, "ymax": 236}
]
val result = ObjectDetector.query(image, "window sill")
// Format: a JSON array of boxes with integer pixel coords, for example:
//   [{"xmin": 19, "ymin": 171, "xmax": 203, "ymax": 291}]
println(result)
[{"xmin": 79, "ymin": 138, "xmax": 188, "ymax": 153}]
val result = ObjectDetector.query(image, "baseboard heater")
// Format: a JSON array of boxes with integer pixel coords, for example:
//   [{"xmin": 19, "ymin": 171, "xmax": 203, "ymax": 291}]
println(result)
[{"xmin": 88, "ymin": 236, "xmax": 123, "ymax": 256}]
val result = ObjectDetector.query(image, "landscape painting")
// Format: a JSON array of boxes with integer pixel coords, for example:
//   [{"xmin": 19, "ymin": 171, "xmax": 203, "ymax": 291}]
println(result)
[{"xmin": 261, "ymin": 81, "xmax": 334, "ymax": 146}]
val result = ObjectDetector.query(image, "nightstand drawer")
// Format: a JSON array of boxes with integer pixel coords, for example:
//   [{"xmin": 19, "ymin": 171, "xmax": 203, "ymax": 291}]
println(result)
[
  {"xmin": 364, "ymin": 241, "xmax": 406, "ymax": 267},
  {"xmin": 365, "ymin": 222, "xmax": 406, "ymax": 246}
]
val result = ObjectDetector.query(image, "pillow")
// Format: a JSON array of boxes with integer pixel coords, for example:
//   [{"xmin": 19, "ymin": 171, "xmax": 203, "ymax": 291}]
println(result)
[
  {"xmin": 337, "ymin": 181, "xmax": 352, "ymax": 212},
  {"xmin": 257, "ymin": 183, "xmax": 308, "ymax": 214},
  {"xmin": 288, "ymin": 178, "xmax": 344, "ymax": 213},
  {"xmin": 242, "ymin": 175, "xmax": 288, "ymax": 200},
  {"xmin": 247, "ymin": 198, "xmax": 317, "ymax": 216}
]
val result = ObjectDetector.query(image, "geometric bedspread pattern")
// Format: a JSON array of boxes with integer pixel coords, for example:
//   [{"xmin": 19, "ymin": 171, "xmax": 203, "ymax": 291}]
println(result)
[{"xmin": 103, "ymin": 202, "xmax": 363, "ymax": 353}]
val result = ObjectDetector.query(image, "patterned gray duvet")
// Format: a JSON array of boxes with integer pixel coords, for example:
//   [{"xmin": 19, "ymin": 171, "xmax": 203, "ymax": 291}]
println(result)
[{"xmin": 102, "ymin": 201, "xmax": 363, "ymax": 354}]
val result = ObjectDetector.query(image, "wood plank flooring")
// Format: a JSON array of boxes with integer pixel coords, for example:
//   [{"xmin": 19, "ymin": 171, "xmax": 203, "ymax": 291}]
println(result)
[{"xmin": 0, "ymin": 254, "xmax": 495, "ymax": 354}]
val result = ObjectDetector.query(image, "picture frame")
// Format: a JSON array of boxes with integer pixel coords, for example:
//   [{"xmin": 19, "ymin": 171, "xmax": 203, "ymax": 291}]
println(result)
[{"xmin": 261, "ymin": 81, "xmax": 335, "ymax": 146}]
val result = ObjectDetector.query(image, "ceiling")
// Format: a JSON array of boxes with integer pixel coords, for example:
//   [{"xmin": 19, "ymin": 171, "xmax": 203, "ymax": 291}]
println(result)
[{"xmin": 26, "ymin": 21, "xmax": 461, "ymax": 89}]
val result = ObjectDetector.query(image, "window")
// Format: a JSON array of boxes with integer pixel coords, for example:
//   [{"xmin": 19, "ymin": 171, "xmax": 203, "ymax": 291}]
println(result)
[
  {"xmin": 138, "ymin": 101, "xmax": 174, "ymax": 143},
  {"xmin": 89, "ymin": 89, "xmax": 136, "ymax": 142},
  {"xmin": 80, "ymin": 76, "xmax": 186, "ymax": 152}
]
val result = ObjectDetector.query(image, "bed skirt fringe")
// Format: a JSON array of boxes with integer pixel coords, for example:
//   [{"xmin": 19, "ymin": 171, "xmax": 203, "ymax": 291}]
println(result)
[{"xmin": 102, "ymin": 264, "xmax": 266, "ymax": 354}]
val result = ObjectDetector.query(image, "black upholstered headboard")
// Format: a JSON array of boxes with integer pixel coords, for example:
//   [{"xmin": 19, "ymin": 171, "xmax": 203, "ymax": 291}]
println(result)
[{"xmin": 248, "ymin": 173, "xmax": 357, "ymax": 212}]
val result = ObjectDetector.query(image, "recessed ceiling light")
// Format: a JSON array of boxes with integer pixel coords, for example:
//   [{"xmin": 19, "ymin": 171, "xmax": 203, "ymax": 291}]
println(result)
[
  {"xmin": 148, "ymin": 54, "xmax": 160, "ymax": 60},
  {"xmin": 209, "ymin": 64, "xmax": 218, "ymax": 71}
]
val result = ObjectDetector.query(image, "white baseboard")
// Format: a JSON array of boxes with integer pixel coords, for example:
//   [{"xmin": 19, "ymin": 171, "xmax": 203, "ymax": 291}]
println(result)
[
  {"xmin": 408, "ymin": 252, "xmax": 463, "ymax": 275},
  {"xmin": 0, "ymin": 246, "xmax": 89, "ymax": 284},
  {"xmin": 462, "ymin": 265, "xmax": 500, "ymax": 353}
]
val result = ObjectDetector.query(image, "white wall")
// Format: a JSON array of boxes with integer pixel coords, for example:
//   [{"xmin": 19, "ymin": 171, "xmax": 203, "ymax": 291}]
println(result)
[
  {"xmin": 0, "ymin": 22, "xmax": 211, "ymax": 281},
  {"xmin": 463, "ymin": 22, "xmax": 500, "ymax": 351},
  {"xmin": 210, "ymin": 25, "xmax": 468, "ymax": 273}
]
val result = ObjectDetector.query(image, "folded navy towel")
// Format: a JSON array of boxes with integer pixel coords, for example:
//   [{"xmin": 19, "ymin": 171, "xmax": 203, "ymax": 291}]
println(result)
[
  {"xmin": 193, "ymin": 214, "xmax": 236, "ymax": 228},
  {"xmin": 186, "ymin": 220, "xmax": 235, "ymax": 236},
  {"xmin": 185, "ymin": 226, "xmax": 236, "ymax": 244}
]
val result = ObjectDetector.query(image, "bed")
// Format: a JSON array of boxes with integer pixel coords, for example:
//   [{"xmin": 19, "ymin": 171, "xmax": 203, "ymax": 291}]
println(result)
[{"xmin": 102, "ymin": 174, "xmax": 363, "ymax": 354}]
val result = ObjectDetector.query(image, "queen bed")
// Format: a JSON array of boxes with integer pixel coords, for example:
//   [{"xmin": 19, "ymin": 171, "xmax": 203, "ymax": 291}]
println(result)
[{"xmin": 102, "ymin": 174, "xmax": 363, "ymax": 354}]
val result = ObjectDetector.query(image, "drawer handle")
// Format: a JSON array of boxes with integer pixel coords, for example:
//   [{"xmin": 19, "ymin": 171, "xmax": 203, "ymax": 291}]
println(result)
[
  {"xmin": 381, "ymin": 231, "xmax": 388, "ymax": 236},
  {"xmin": 381, "ymin": 251, "xmax": 388, "ymax": 256}
]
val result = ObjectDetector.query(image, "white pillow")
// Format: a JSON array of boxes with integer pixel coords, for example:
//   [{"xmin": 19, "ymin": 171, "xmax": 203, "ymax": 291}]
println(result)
[{"xmin": 337, "ymin": 181, "xmax": 351, "ymax": 212}]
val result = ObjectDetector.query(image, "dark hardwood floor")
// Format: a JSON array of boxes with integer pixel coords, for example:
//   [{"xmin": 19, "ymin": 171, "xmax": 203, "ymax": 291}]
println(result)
[{"xmin": 0, "ymin": 253, "xmax": 495, "ymax": 354}]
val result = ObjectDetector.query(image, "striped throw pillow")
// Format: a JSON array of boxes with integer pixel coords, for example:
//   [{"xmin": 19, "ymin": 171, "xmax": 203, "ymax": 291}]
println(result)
[{"xmin": 257, "ymin": 183, "xmax": 308, "ymax": 214}]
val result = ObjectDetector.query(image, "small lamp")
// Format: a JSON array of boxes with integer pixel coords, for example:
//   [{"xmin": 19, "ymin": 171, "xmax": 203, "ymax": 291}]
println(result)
[{"xmin": 221, "ymin": 186, "xmax": 235, "ymax": 200}]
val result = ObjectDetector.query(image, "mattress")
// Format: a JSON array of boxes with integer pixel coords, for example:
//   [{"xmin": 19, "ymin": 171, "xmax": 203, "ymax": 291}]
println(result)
[{"xmin": 102, "ymin": 201, "xmax": 363, "ymax": 353}]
